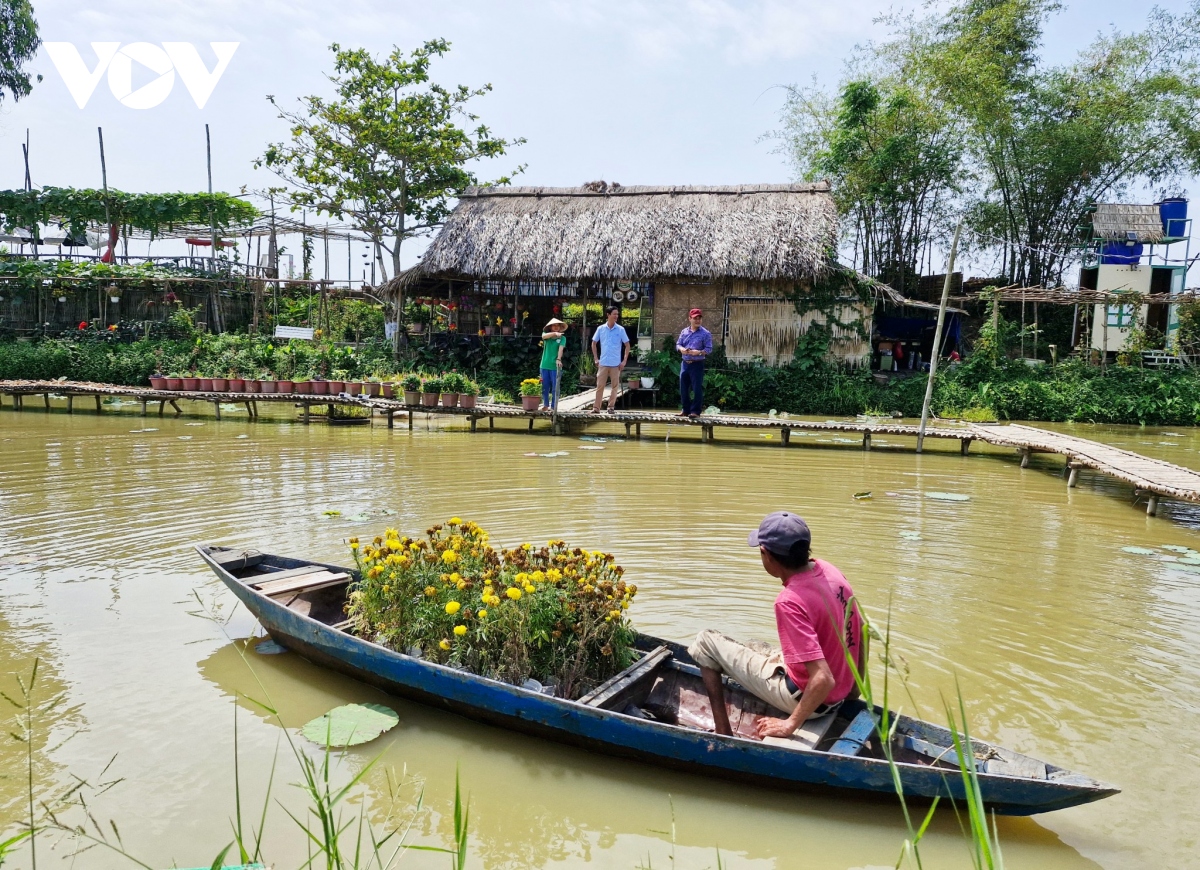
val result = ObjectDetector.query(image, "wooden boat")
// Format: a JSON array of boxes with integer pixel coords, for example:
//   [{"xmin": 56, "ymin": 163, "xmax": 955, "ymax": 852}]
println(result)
[{"xmin": 197, "ymin": 545, "xmax": 1119, "ymax": 815}]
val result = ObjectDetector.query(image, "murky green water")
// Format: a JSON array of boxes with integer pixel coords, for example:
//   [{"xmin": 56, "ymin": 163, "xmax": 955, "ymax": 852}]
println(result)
[{"xmin": 2, "ymin": 400, "xmax": 1199, "ymax": 868}]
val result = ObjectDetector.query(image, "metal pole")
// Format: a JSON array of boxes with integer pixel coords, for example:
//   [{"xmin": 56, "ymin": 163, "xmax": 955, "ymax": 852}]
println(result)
[
  {"xmin": 917, "ymin": 219, "xmax": 962, "ymax": 453},
  {"xmin": 98, "ymin": 128, "xmax": 109, "ymax": 264},
  {"xmin": 205, "ymin": 124, "xmax": 223, "ymax": 332}
]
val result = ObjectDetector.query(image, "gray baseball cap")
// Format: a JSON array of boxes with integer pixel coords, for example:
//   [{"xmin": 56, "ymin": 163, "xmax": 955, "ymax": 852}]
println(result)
[{"xmin": 748, "ymin": 511, "xmax": 811, "ymax": 553}]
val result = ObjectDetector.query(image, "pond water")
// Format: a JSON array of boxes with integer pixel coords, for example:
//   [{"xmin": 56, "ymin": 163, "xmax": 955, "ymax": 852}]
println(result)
[{"xmin": 1, "ymin": 402, "xmax": 1198, "ymax": 869}]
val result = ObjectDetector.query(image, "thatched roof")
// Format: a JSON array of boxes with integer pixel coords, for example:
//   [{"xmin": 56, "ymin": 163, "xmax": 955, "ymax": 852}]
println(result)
[
  {"xmin": 1092, "ymin": 203, "xmax": 1164, "ymax": 243},
  {"xmin": 400, "ymin": 182, "xmax": 838, "ymax": 287}
]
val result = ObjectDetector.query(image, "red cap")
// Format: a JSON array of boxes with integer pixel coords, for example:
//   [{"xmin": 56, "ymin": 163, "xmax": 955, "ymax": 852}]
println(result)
[{"xmin": 689, "ymin": 308, "xmax": 703, "ymax": 318}]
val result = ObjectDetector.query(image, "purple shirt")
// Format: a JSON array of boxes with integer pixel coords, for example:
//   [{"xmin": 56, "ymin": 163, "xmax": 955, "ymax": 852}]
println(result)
[{"xmin": 677, "ymin": 325, "xmax": 712, "ymax": 365}]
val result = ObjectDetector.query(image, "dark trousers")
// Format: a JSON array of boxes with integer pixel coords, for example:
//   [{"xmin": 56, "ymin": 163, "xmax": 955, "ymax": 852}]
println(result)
[{"xmin": 680, "ymin": 361, "xmax": 704, "ymax": 415}]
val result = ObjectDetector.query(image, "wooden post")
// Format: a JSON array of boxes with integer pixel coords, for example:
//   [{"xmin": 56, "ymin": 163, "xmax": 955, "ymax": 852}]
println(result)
[
  {"xmin": 387, "ymin": 409, "xmax": 393, "ymax": 429},
  {"xmin": 470, "ymin": 416, "xmax": 477, "ymax": 432},
  {"xmin": 213, "ymin": 400, "xmax": 222, "ymax": 420},
  {"xmin": 918, "ymin": 218, "xmax": 962, "ymax": 453},
  {"xmin": 159, "ymin": 400, "xmax": 166, "ymax": 416},
  {"xmin": 488, "ymin": 416, "xmax": 494, "ymax": 431},
  {"xmin": 781, "ymin": 428, "xmax": 790, "ymax": 446},
  {"xmin": 408, "ymin": 410, "xmax": 414, "ymax": 430},
  {"xmin": 170, "ymin": 400, "xmax": 182, "ymax": 416},
  {"xmin": 863, "ymin": 432, "xmax": 871, "ymax": 451},
  {"xmin": 140, "ymin": 399, "xmax": 147, "ymax": 417},
  {"xmin": 1147, "ymin": 494, "xmax": 1159, "ymax": 517},
  {"xmin": 624, "ymin": 422, "xmax": 631, "ymax": 437},
  {"xmin": 95, "ymin": 395, "xmax": 102, "ymax": 413},
  {"xmin": 43, "ymin": 393, "xmax": 50, "ymax": 411},
  {"xmin": 67, "ymin": 395, "xmax": 74, "ymax": 414},
  {"xmin": 1019, "ymin": 447, "xmax": 1031, "ymax": 468},
  {"xmin": 528, "ymin": 417, "xmax": 534, "ymax": 431},
  {"xmin": 636, "ymin": 422, "xmax": 642, "ymax": 439},
  {"xmin": 1067, "ymin": 463, "xmax": 1080, "ymax": 488},
  {"xmin": 960, "ymin": 438, "xmax": 972, "ymax": 456}
]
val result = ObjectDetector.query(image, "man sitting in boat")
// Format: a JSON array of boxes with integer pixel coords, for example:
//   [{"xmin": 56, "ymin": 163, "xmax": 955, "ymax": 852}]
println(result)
[{"xmin": 688, "ymin": 511, "xmax": 864, "ymax": 739}]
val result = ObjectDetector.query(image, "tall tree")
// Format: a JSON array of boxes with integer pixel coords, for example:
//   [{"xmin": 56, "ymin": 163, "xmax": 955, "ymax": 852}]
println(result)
[
  {"xmin": 918, "ymin": 0, "xmax": 1200, "ymax": 285},
  {"xmin": 259, "ymin": 39, "xmax": 524, "ymax": 284},
  {"xmin": 781, "ymin": 77, "xmax": 962, "ymax": 293},
  {"xmin": 0, "ymin": 0, "xmax": 40, "ymax": 104}
]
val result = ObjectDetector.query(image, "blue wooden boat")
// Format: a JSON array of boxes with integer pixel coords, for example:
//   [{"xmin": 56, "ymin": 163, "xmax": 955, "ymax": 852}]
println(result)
[{"xmin": 196, "ymin": 545, "xmax": 1118, "ymax": 815}]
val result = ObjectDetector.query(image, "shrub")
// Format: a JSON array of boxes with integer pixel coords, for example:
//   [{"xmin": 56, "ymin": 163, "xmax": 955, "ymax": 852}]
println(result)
[{"xmin": 345, "ymin": 519, "xmax": 639, "ymax": 698}]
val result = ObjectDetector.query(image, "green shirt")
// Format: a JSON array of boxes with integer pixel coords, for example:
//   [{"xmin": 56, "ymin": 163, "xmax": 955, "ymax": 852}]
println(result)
[{"xmin": 540, "ymin": 334, "xmax": 566, "ymax": 370}]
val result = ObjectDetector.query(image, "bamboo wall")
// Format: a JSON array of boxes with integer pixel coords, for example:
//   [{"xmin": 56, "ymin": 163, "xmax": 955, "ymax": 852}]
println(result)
[{"xmin": 724, "ymin": 297, "xmax": 871, "ymax": 367}]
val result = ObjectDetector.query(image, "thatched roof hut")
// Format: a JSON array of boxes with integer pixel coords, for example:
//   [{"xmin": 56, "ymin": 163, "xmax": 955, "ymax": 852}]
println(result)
[
  {"xmin": 394, "ymin": 182, "xmax": 838, "ymax": 287},
  {"xmin": 1091, "ymin": 203, "xmax": 1165, "ymax": 243}
]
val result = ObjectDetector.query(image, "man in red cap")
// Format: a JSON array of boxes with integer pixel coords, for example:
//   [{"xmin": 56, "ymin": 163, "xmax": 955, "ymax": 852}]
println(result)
[
  {"xmin": 675, "ymin": 308, "xmax": 712, "ymax": 417},
  {"xmin": 688, "ymin": 511, "xmax": 864, "ymax": 739}
]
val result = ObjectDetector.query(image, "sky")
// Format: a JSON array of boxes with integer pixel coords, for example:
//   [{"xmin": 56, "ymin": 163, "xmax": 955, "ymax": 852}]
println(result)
[{"xmin": 1, "ymin": 0, "xmax": 1196, "ymax": 281}]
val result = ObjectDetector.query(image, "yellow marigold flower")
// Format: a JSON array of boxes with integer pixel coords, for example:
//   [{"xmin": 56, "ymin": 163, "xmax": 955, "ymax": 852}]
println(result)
[
  {"xmin": 449, "ymin": 516, "xmax": 462, "ymax": 525},
  {"xmin": 439, "ymin": 639, "xmax": 451, "ymax": 651},
  {"xmin": 453, "ymin": 624, "xmax": 467, "ymax": 636},
  {"xmin": 524, "ymin": 584, "xmax": 536, "ymax": 594},
  {"xmin": 349, "ymin": 537, "xmax": 359, "ymax": 544},
  {"xmin": 398, "ymin": 555, "xmax": 410, "ymax": 566},
  {"xmin": 410, "ymin": 542, "xmax": 421, "ymax": 551},
  {"xmin": 531, "ymin": 570, "xmax": 546, "ymax": 582},
  {"xmin": 609, "ymin": 609, "xmax": 622, "ymax": 619},
  {"xmin": 442, "ymin": 550, "xmax": 459, "ymax": 564},
  {"xmin": 522, "ymin": 543, "xmax": 532, "ymax": 551},
  {"xmin": 457, "ymin": 580, "xmax": 467, "ymax": 590},
  {"xmin": 424, "ymin": 586, "xmax": 437, "ymax": 597},
  {"xmin": 516, "ymin": 572, "xmax": 529, "ymax": 583},
  {"xmin": 622, "ymin": 601, "xmax": 630, "ymax": 609},
  {"xmin": 445, "ymin": 601, "xmax": 461, "ymax": 615},
  {"xmin": 382, "ymin": 585, "xmax": 390, "ymax": 593},
  {"xmin": 506, "ymin": 588, "xmax": 522, "ymax": 601},
  {"xmin": 350, "ymin": 541, "xmax": 360, "ymax": 550},
  {"xmin": 547, "ymin": 568, "xmax": 562, "ymax": 582},
  {"xmin": 583, "ymin": 584, "xmax": 595, "ymax": 594},
  {"xmin": 478, "ymin": 608, "xmax": 488, "ymax": 618}
]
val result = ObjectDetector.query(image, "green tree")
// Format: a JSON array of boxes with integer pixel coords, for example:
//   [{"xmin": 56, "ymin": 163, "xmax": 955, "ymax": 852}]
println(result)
[
  {"xmin": 0, "ymin": 0, "xmax": 40, "ymax": 104},
  {"xmin": 259, "ymin": 39, "xmax": 524, "ymax": 285},
  {"xmin": 781, "ymin": 77, "xmax": 962, "ymax": 293},
  {"xmin": 918, "ymin": 0, "xmax": 1200, "ymax": 285}
]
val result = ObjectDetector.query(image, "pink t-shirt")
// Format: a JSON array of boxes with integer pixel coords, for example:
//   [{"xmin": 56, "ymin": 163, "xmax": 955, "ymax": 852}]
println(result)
[{"xmin": 774, "ymin": 558, "xmax": 863, "ymax": 704}]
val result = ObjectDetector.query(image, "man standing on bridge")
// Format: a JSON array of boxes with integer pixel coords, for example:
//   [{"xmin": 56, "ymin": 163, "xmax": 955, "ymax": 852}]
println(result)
[
  {"xmin": 676, "ymin": 308, "xmax": 712, "ymax": 417},
  {"xmin": 688, "ymin": 511, "xmax": 864, "ymax": 739},
  {"xmin": 591, "ymin": 305, "xmax": 630, "ymax": 413}
]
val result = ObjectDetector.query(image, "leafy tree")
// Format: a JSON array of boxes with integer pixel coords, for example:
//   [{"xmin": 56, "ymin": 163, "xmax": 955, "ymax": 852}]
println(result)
[
  {"xmin": 259, "ymin": 39, "xmax": 524, "ymax": 286},
  {"xmin": 916, "ymin": 0, "xmax": 1200, "ymax": 285},
  {"xmin": 0, "ymin": 0, "xmax": 39, "ymax": 105},
  {"xmin": 781, "ymin": 77, "xmax": 962, "ymax": 293}
]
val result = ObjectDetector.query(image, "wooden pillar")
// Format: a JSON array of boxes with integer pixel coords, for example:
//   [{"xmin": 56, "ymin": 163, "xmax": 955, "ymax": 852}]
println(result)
[
  {"xmin": 386, "ymin": 409, "xmax": 393, "ymax": 429},
  {"xmin": 960, "ymin": 437, "xmax": 972, "ymax": 456},
  {"xmin": 488, "ymin": 417, "xmax": 494, "ymax": 431},
  {"xmin": 243, "ymin": 402, "xmax": 252, "ymax": 417},
  {"xmin": 863, "ymin": 432, "xmax": 871, "ymax": 451},
  {"xmin": 94, "ymin": 395, "xmax": 102, "ymax": 413},
  {"xmin": 470, "ymin": 416, "xmax": 477, "ymax": 432},
  {"xmin": 781, "ymin": 428, "xmax": 790, "ymax": 447},
  {"xmin": 251, "ymin": 401, "xmax": 258, "ymax": 418},
  {"xmin": 158, "ymin": 400, "xmax": 166, "ymax": 417},
  {"xmin": 1147, "ymin": 494, "xmax": 1159, "ymax": 517},
  {"xmin": 1067, "ymin": 464, "xmax": 1080, "ymax": 488},
  {"xmin": 140, "ymin": 399, "xmax": 147, "ymax": 417},
  {"xmin": 624, "ymin": 422, "xmax": 631, "ymax": 437},
  {"xmin": 213, "ymin": 400, "xmax": 222, "ymax": 421},
  {"xmin": 635, "ymin": 422, "xmax": 642, "ymax": 439},
  {"xmin": 170, "ymin": 400, "xmax": 182, "ymax": 416},
  {"xmin": 408, "ymin": 410, "xmax": 414, "ymax": 430},
  {"xmin": 67, "ymin": 395, "xmax": 74, "ymax": 414},
  {"xmin": 528, "ymin": 417, "xmax": 534, "ymax": 431},
  {"xmin": 1019, "ymin": 447, "xmax": 1031, "ymax": 468},
  {"xmin": 44, "ymin": 393, "xmax": 51, "ymax": 411}
]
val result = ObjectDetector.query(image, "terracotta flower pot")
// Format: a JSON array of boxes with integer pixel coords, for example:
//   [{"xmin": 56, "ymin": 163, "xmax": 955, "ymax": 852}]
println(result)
[
  {"xmin": 345, "ymin": 382, "xmax": 361, "ymax": 396},
  {"xmin": 403, "ymin": 389, "xmax": 420, "ymax": 405},
  {"xmin": 381, "ymin": 383, "xmax": 394, "ymax": 399},
  {"xmin": 245, "ymin": 380, "xmax": 262, "ymax": 394},
  {"xmin": 228, "ymin": 378, "xmax": 245, "ymax": 392},
  {"xmin": 275, "ymin": 380, "xmax": 294, "ymax": 394},
  {"xmin": 421, "ymin": 392, "xmax": 439, "ymax": 407},
  {"xmin": 211, "ymin": 377, "xmax": 228, "ymax": 392},
  {"xmin": 198, "ymin": 378, "xmax": 214, "ymax": 391},
  {"xmin": 149, "ymin": 376, "xmax": 167, "ymax": 390},
  {"xmin": 441, "ymin": 392, "xmax": 460, "ymax": 408},
  {"xmin": 327, "ymin": 381, "xmax": 345, "ymax": 394},
  {"xmin": 311, "ymin": 380, "xmax": 329, "ymax": 395},
  {"xmin": 294, "ymin": 381, "xmax": 313, "ymax": 395},
  {"xmin": 459, "ymin": 394, "xmax": 477, "ymax": 409},
  {"xmin": 521, "ymin": 395, "xmax": 540, "ymax": 411},
  {"xmin": 166, "ymin": 378, "xmax": 182, "ymax": 391},
  {"xmin": 364, "ymin": 382, "xmax": 381, "ymax": 397},
  {"xmin": 182, "ymin": 377, "xmax": 200, "ymax": 391}
]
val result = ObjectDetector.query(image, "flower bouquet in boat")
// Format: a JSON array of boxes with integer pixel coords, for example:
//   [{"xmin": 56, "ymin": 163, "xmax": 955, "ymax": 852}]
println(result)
[{"xmin": 345, "ymin": 518, "xmax": 639, "ymax": 699}]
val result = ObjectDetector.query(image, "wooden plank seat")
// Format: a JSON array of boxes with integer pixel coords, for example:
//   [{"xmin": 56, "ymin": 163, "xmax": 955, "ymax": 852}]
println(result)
[
  {"xmin": 209, "ymin": 548, "xmax": 265, "ymax": 570},
  {"xmin": 247, "ymin": 564, "xmax": 326, "ymax": 584},
  {"xmin": 760, "ymin": 712, "xmax": 840, "ymax": 751},
  {"xmin": 827, "ymin": 708, "xmax": 880, "ymax": 756},
  {"xmin": 251, "ymin": 569, "xmax": 351, "ymax": 598},
  {"xmin": 579, "ymin": 645, "xmax": 673, "ymax": 710}
]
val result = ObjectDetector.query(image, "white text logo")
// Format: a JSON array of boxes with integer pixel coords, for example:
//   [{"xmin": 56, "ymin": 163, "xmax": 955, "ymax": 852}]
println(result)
[{"xmin": 44, "ymin": 42, "xmax": 239, "ymax": 109}]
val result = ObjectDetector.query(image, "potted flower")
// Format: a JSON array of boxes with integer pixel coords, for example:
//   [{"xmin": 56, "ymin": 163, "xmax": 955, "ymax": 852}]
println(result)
[
  {"xmin": 519, "ymin": 377, "xmax": 542, "ymax": 411},
  {"xmin": 182, "ymin": 373, "xmax": 200, "ymax": 391},
  {"xmin": 149, "ymin": 372, "xmax": 167, "ymax": 390},
  {"xmin": 441, "ymin": 371, "xmax": 464, "ymax": 408},
  {"xmin": 327, "ymin": 371, "xmax": 348, "ymax": 395},
  {"xmin": 211, "ymin": 373, "xmax": 228, "ymax": 392},
  {"xmin": 345, "ymin": 380, "xmax": 362, "ymax": 397},
  {"xmin": 245, "ymin": 372, "xmax": 263, "ymax": 394},
  {"xmin": 311, "ymin": 376, "xmax": 329, "ymax": 395},
  {"xmin": 294, "ymin": 377, "xmax": 312, "ymax": 395},
  {"xmin": 380, "ymin": 378, "xmax": 395, "ymax": 399},
  {"xmin": 577, "ymin": 353, "xmax": 597, "ymax": 387},
  {"xmin": 627, "ymin": 372, "xmax": 640, "ymax": 391},
  {"xmin": 276, "ymin": 376, "xmax": 294, "ymax": 394},
  {"xmin": 401, "ymin": 373, "xmax": 421, "ymax": 405},
  {"xmin": 421, "ymin": 375, "xmax": 442, "ymax": 406},
  {"xmin": 166, "ymin": 373, "xmax": 183, "ymax": 391},
  {"xmin": 106, "ymin": 283, "xmax": 121, "ymax": 304},
  {"xmin": 227, "ymin": 370, "xmax": 245, "ymax": 392},
  {"xmin": 198, "ymin": 375, "xmax": 214, "ymax": 392},
  {"xmin": 259, "ymin": 372, "xmax": 278, "ymax": 394},
  {"xmin": 459, "ymin": 378, "xmax": 479, "ymax": 409},
  {"xmin": 503, "ymin": 317, "xmax": 515, "ymax": 336},
  {"xmin": 363, "ymin": 378, "xmax": 382, "ymax": 398}
]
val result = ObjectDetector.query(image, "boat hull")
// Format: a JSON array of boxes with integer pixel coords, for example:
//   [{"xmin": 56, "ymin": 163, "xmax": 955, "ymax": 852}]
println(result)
[{"xmin": 199, "ymin": 547, "xmax": 1117, "ymax": 815}]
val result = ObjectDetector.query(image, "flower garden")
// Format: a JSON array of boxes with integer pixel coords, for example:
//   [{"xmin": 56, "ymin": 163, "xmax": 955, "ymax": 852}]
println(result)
[{"xmin": 345, "ymin": 519, "xmax": 639, "ymax": 699}]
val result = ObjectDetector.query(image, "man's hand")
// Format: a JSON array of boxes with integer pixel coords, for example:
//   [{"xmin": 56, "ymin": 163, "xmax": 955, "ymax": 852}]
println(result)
[{"xmin": 754, "ymin": 717, "xmax": 797, "ymax": 739}]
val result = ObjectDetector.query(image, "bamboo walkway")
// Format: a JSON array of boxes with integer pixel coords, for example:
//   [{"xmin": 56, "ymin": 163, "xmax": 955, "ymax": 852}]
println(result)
[{"xmin": 4, "ymin": 380, "xmax": 1199, "ymax": 516}]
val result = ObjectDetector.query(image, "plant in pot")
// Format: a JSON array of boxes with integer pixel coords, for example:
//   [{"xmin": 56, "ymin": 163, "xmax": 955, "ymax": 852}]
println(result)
[
  {"xmin": 519, "ymin": 377, "xmax": 542, "ymax": 411},
  {"xmin": 227, "ymin": 369, "xmax": 245, "ymax": 392},
  {"xmin": 421, "ymin": 375, "xmax": 442, "ymax": 407},
  {"xmin": 327, "ymin": 369, "xmax": 348, "ymax": 395},
  {"xmin": 441, "ymin": 371, "xmax": 464, "ymax": 408},
  {"xmin": 165, "ymin": 372, "xmax": 183, "ymax": 391},
  {"xmin": 210, "ymin": 370, "xmax": 228, "ymax": 392},
  {"xmin": 258, "ymin": 370, "xmax": 278, "ymax": 394},
  {"xmin": 577, "ymin": 353, "xmax": 597, "ymax": 387},
  {"xmin": 149, "ymin": 372, "xmax": 167, "ymax": 390},
  {"xmin": 106, "ymin": 283, "xmax": 121, "ymax": 304},
  {"xmin": 459, "ymin": 377, "xmax": 479, "ymax": 409},
  {"xmin": 181, "ymin": 371, "xmax": 201, "ymax": 391},
  {"xmin": 198, "ymin": 373, "xmax": 214, "ymax": 391},
  {"xmin": 293, "ymin": 376, "xmax": 312, "ymax": 395},
  {"xmin": 401, "ymin": 373, "xmax": 421, "ymax": 405}
]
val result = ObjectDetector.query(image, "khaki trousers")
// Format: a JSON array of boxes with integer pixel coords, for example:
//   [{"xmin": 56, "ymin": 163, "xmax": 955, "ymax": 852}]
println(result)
[
  {"xmin": 688, "ymin": 629, "xmax": 798, "ymax": 714},
  {"xmin": 593, "ymin": 365, "xmax": 622, "ymax": 410}
]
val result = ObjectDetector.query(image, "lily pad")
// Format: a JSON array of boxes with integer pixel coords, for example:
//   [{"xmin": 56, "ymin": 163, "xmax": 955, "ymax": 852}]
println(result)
[
  {"xmin": 1121, "ymin": 546, "xmax": 1158, "ymax": 555},
  {"xmin": 578, "ymin": 445, "xmax": 605, "ymax": 450},
  {"xmin": 899, "ymin": 530, "xmax": 921, "ymax": 541},
  {"xmin": 1162, "ymin": 545, "xmax": 1195, "ymax": 554},
  {"xmin": 347, "ymin": 513, "xmax": 373, "ymax": 522},
  {"xmin": 300, "ymin": 703, "xmax": 399, "ymax": 747},
  {"xmin": 853, "ymin": 491, "xmax": 873, "ymax": 500},
  {"xmin": 1178, "ymin": 556, "xmax": 1200, "ymax": 566},
  {"xmin": 926, "ymin": 492, "xmax": 970, "ymax": 502},
  {"xmin": 323, "ymin": 510, "xmax": 342, "ymax": 517}
]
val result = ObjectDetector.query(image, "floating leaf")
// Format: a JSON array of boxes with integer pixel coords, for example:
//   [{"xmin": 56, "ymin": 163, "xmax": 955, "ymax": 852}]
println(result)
[
  {"xmin": 578, "ymin": 445, "xmax": 605, "ymax": 450},
  {"xmin": 899, "ymin": 530, "xmax": 921, "ymax": 541},
  {"xmin": 1120, "ymin": 546, "xmax": 1157, "ymax": 555},
  {"xmin": 300, "ymin": 703, "xmax": 399, "ymax": 747},
  {"xmin": 1179, "ymin": 556, "xmax": 1200, "ymax": 566},
  {"xmin": 926, "ymin": 492, "xmax": 970, "ymax": 502},
  {"xmin": 380, "ymin": 509, "xmax": 398, "ymax": 516},
  {"xmin": 323, "ymin": 510, "xmax": 342, "ymax": 517},
  {"xmin": 347, "ymin": 513, "xmax": 372, "ymax": 522},
  {"xmin": 853, "ymin": 491, "xmax": 873, "ymax": 500},
  {"xmin": 1162, "ymin": 545, "xmax": 1195, "ymax": 554}
]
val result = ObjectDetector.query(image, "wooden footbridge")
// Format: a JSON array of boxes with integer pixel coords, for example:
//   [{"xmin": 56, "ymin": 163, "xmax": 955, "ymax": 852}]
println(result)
[{"xmin": 4, "ymin": 379, "xmax": 1200, "ymax": 516}]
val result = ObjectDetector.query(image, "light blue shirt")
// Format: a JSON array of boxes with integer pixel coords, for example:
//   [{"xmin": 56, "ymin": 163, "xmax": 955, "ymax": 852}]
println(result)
[{"xmin": 592, "ymin": 322, "xmax": 630, "ymax": 367}]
